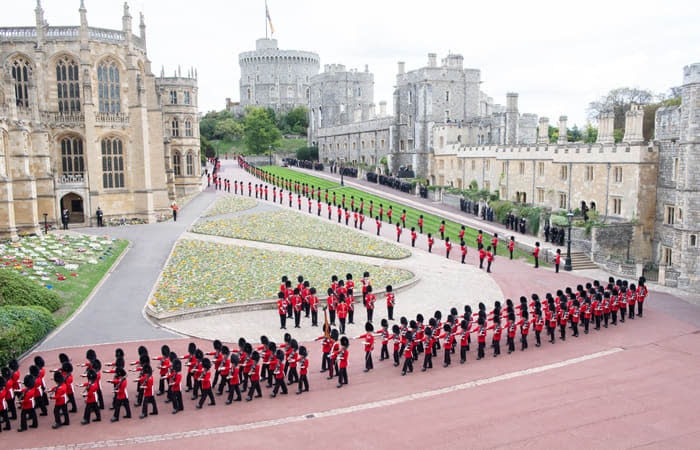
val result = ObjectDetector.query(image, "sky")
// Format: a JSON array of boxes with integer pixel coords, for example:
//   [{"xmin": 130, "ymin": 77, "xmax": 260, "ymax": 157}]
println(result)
[{"xmin": 2, "ymin": 0, "xmax": 699, "ymax": 126}]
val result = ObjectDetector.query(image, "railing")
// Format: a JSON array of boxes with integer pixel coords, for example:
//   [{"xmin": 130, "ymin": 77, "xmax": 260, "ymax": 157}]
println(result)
[
  {"xmin": 45, "ymin": 112, "xmax": 84, "ymax": 125},
  {"xmin": 45, "ymin": 27, "xmax": 79, "ymax": 40},
  {"xmin": 88, "ymin": 27, "xmax": 125, "ymax": 43},
  {"xmin": 0, "ymin": 27, "xmax": 37, "ymax": 40},
  {"xmin": 95, "ymin": 112, "xmax": 129, "ymax": 126}
]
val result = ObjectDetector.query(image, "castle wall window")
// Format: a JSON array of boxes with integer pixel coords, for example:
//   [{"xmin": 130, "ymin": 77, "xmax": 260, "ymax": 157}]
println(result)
[
  {"xmin": 186, "ymin": 152, "xmax": 194, "ymax": 175},
  {"xmin": 97, "ymin": 59, "xmax": 120, "ymax": 113},
  {"xmin": 184, "ymin": 120, "xmax": 193, "ymax": 137},
  {"xmin": 485, "ymin": 160, "xmax": 490, "ymax": 170},
  {"xmin": 287, "ymin": 86, "xmax": 293, "ymax": 99},
  {"xmin": 56, "ymin": 56, "xmax": 80, "ymax": 114},
  {"xmin": 690, "ymin": 235, "xmax": 697, "ymax": 247},
  {"xmin": 519, "ymin": 162, "xmax": 525, "ymax": 175},
  {"xmin": 537, "ymin": 188, "xmax": 544, "ymax": 203},
  {"xmin": 662, "ymin": 246, "xmax": 673, "ymax": 266},
  {"xmin": 171, "ymin": 118, "xmax": 179, "ymax": 137},
  {"xmin": 11, "ymin": 57, "xmax": 32, "ymax": 108},
  {"xmin": 101, "ymin": 136, "xmax": 124, "ymax": 189},
  {"xmin": 674, "ymin": 158, "xmax": 679, "ymax": 182},
  {"xmin": 380, "ymin": 139, "xmax": 385, "ymax": 149},
  {"xmin": 538, "ymin": 162, "xmax": 544, "ymax": 176},
  {"xmin": 173, "ymin": 151, "xmax": 181, "ymax": 176},
  {"xmin": 170, "ymin": 90, "xmax": 177, "ymax": 104},
  {"xmin": 184, "ymin": 91, "xmax": 191, "ymax": 105},
  {"xmin": 613, "ymin": 197, "xmax": 622, "ymax": 215},
  {"xmin": 585, "ymin": 165, "xmax": 594, "ymax": 181},
  {"xmin": 60, "ymin": 136, "xmax": 84, "ymax": 175},
  {"xmin": 247, "ymin": 88, "xmax": 252, "ymax": 101},
  {"xmin": 471, "ymin": 160, "xmax": 476, "ymax": 170},
  {"xmin": 560, "ymin": 165, "xmax": 568, "ymax": 181},
  {"xmin": 665, "ymin": 205, "xmax": 675, "ymax": 225},
  {"xmin": 445, "ymin": 90, "xmax": 450, "ymax": 102},
  {"xmin": 559, "ymin": 193, "xmax": 567, "ymax": 209},
  {"xmin": 613, "ymin": 166, "xmax": 623, "ymax": 183}
]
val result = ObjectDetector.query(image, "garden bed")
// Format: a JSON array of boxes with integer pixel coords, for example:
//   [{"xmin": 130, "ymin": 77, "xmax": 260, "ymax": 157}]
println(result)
[{"xmin": 202, "ymin": 195, "xmax": 258, "ymax": 217}]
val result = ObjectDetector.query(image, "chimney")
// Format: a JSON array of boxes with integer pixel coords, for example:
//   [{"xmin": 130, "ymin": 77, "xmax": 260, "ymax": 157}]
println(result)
[
  {"xmin": 379, "ymin": 100, "xmax": 387, "ymax": 117},
  {"xmin": 623, "ymin": 104, "xmax": 644, "ymax": 142},
  {"xmin": 596, "ymin": 110, "xmax": 615, "ymax": 143},
  {"xmin": 428, "ymin": 53, "xmax": 437, "ymax": 67},
  {"xmin": 364, "ymin": 64, "xmax": 369, "ymax": 73},
  {"xmin": 398, "ymin": 61, "xmax": 405, "ymax": 75},
  {"xmin": 557, "ymin": 115, "xmax": 568, "ymax": 144},
  {"xmin": 506, "ymin": 92, "xmax": 518, "ymax": 112},
  {"xmin": 537, "ymin": 117, "xmax": 549, "ymax": 143}
]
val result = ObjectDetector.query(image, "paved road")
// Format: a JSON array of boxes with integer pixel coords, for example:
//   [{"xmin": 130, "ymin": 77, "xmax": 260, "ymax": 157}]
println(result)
[{"xmin": 39, "ymin": 184, "xmax": 218, "ymax": 350}]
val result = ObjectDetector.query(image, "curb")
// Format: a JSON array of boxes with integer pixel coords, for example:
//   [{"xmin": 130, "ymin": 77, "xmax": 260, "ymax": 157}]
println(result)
[{"xmin": 146, "ymin": 274, "xmax": 420, "ymax": 324}]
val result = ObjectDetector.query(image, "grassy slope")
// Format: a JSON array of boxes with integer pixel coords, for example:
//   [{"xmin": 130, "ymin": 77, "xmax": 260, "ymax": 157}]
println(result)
[
  {"xmin": 260, "ymin": 166, "xmax": 537, "ymax": 263},
  {"xmin": 50, "ymin": 238, "xmax": 129, "ymax": 323}
]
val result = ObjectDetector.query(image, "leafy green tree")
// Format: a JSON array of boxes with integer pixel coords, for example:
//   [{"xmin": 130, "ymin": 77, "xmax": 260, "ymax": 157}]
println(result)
[
  {"xmin": 296, "ymin": 146, "xmax": 318, "ymax": 161},
  {"xmin": 613, "ymin": 129, "xmax": 624, "ymax": 143},
  {"xmin": 281, "ymin": 106, "xmax": 309, "ymax": 135},
  {"xmin": 583, "ymin": 122, "xmax": 598, "ymax": 143},
  {"xmin": 199, "ymin": 117, "xmax": 216, "ymax": 140},
  {"xmin": 214, "ymin": 118, "xmax": 244, "ymax": 141},
  {"xmin": 200, "ymin": 135, "xmax": 216, "ymax": 159},
  {"xmin": 567, "ymin": 124, "xmax": 583, "ymax": 142},
  {"xmin": 548, "ymin": 125, "xmax": 558, "ymax": 143},
  {"xmin": 243, "ymin": 107, "xmax": 281, "ymax": 155},
  {"xmin": 587, "ymin": 87, "xmax": 656, "ymax": 129}
]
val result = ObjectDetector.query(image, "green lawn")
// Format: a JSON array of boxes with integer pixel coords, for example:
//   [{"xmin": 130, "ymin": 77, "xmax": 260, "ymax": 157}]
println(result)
[
  {"xmin": 211, "ymin": 137, "xmax": 307, "ymax": 156},
  {"xmin": 260, "ymin": 166, "xmax": 536, "ymax": 263}
]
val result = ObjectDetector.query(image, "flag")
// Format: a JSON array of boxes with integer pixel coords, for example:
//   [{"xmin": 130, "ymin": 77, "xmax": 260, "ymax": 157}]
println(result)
[{"xmin": 266, "ymin": 1, "xmax": 275, "ymax": 35}]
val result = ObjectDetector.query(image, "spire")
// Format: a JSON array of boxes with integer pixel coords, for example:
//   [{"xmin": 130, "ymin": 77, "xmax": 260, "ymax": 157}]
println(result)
[
  {"xmin": 178, "ymin": 65, "xmax": 181, "ymax": 77},
  {"xmin": 160, "ymin": 65, "xmax": 164, "ymax": 78},
  {"xmin": 122, "ymin": 2, "xmax": 132, "ymax": 33},
  {"xmin": 79, "ymin": 0, "xmax": 88, "ymax": 28},
  {"xmin": 139, "ymin": 11, "xmax": 146, "ymax": 41},
  {"xmin": 35, "ymin": 0, "xmax": 46, "ymax": 39}
]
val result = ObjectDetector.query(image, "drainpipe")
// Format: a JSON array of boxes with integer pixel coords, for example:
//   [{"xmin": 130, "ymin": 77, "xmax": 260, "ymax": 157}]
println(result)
[{"xmin": 603, "ymin": 162, "xmax": 611, "ymax": 223}]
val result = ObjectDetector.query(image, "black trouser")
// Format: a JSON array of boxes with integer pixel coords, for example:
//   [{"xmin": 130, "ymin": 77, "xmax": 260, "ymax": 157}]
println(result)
[
  {"xmin": 212, "ymin": 371, "xmax": 220, "ymax": 391},
  {"xmin": 595, "ymin": 315, "xmax": 601, "ymax": 329},
  {"xmin": 142, "ymin": 396, "xmax": 158, "ymax": 415},
  {"xmin": 266, "ymin": 367, "xmax": 274, "ymax": 387},
  {"xmin": 367, "ymin": 308, "xmax": 374, "ymax": 323},
  {"xmin": 549, "ymin": 326, "xmax": 556, "ymax": 342},
  {"xmin": 365, "ymin": 351, "xmax": 373, "ymax": 370},
  {"xmin": 97, "ymin": 217, "xmax": 103, "ymax": 227},
  {"xmin": 83, "ymin": 402, "xmax": 100, "ymax": 423},
  {"xmin": 572, "ymin": 322, "xmax": 579, "ymax": 337},
  {"xmin": 294, "ymin": 309, "xmax": 301, "ymax": 327},
  {"xmin": 337, "ymin": 367, "xmax": 348, "ymax": 385},
  {"xmin": 53, "ymin": 404, "xmax": 69, "ymax": 426},
  {"xmin": 604, "ymin": 312, "xmax": 609, "ymax": 327},
  {"xmin": 36, "ymin": 393, "xmax": 47, "ymax": 416},
  {"xmin": 478, "ymin": 341, "xmax": 485, "ymax": 359},
  {"xmin": 620, "ymin": 306, "xmax": 626, "ymax": 322},
  {"xmin": 423, "ymin": 352, "xmax": 433, "ymax": 369},
  {"xmin": 555, "ymin": 264, "xmax": 559, "ymax": 273},
  {"xmin": 460, "ymin": 346, "xmax": 467, "ymax": 362},
  {"xmin": 559, "ymin": 324, "xmax": 566, "ymax": 340},
  {"xmin": 493, "ymin": 340, "xmax": 501, "ymax": 356},
  {"xmin": 330, "ymin": 310, "xmax": 336, "ymax": 325},
  {"xmin": 247, "ymin": 380, "xmax": 262, "ymax": 399},
  {"xmin": 0, "ymin": 409, "xmax": 10, "ymax": 430},
  {"xmin": 311, "ymin": 310, "xmax": 318, "ymax": 326},
  {"xmin": 172, "ymin": 211, "xmax": 177, "ymax": 222},
  {"xmin": 304, "ymin": 302, "xmax": 310, "ymax": 318},
  {"xmin": 172, "ymin": 391, "xmax": 183, "ymax": 411},
  {"xmin": 227, "ymin": 384, "xmax": 241, "ymax": 402},
  {"xmin": 377, "ymin": 227, "xmax": 380, "ymax": 235},
  {"xmin": 521, "ymin": 334, "xmax": 528, "ymax": 350},
  {"xmin": 192, "ymin": 379, "xmax": 201, "ymax": 399},
  {"xmin": 321, "ymin": 352, "xmax": 330, "ymax": 372},
  {"xmin": 444, "ymin": 348, "xmax": 451, "ymax": 366},
  {"xmin": 611, "ymin": 310, "xmax": 617, "ymax": 325},
  {"xmin": 67, "ymin": 393, "xmax": 77, "ymax": 412},
  {"xmin": 479, "ymin": 258, "xmax": 484, "ymax": 268},
  {"xmin": 380, "ymin": 344, "xmax": 389, "ymax": 360},
  {"xmin": 507, "ymin": 337, "xmax": 515, "ymax": 352},
  {"xmin": 287, "ymin": 303, "xmax": 293, "ymax": 319},
  {"xmin": 135, "ymin": 386, "xmax": 143, "ymax": 406},
  {"xmin": 387, "ymin": 306, "xmax": 393, "ymax": 321},
  {"xmin": 287, "ymin": 367, "xmax": 298, "ymax": 384},
  {"xmin": 339, "ymin": 317, "xmax": 346, "ymax": 334},
  {"xmin": 113, "ymin": 398, "xmax": 131, "ymax": 419},
  {"xmin": 629, "ymin": 304, "xmax": 635, "ymax": 319},
  {"xmin": 393, "ymin": 349, "xmax": 400, "ymax": 366},
  {"xmin": 509, "ymin": 249, "xmax": 513, "ymax": 260},
  {"xmin": 584, "ymin": 317, "xmax": 590, "ymax": 332},
  {"xmin": 272, "ymin": 377, "xmax": 287, "ymax": 395},
  {"xmin": 534, "ymin": 256, "xmax": 539, "ymax": 268},
  {"xmin": 535, "ymin": 330, "xmax": 541, "ymax": 345},
  {"xmin": 20, "ymin": 408, "xmax": 37, "ymax": 430},
  {"xmin": 298, "ymin": 374, "xmax": 309, "ymax": 392},
  {"xmin": 348, "ymin": 309, "xmax": 354, "ymax": 324},
  {"xmin": 487, "ymin": 260, "xmax": 492, "ymax": 272},
  {"xmin": 217, "ymin": 375, "xmax": 229, "ymax": 394},
  {"xmin": 279, "ymin": 313, "xmax": 286, "ymax": 329},
  {"xmin": 638, "ymin": 302, "xmax": 643, "ymax": 316},
  {"xmin": 402, "ymin": 357, "xmax": 413, "ymax": 374},
  {"xmin": 461, "ymin": 254, "xmax": 466, "ymax": 264},
  {"xmin": 7, "ymin": 393, "xmax": 17, "ymax": 420}
]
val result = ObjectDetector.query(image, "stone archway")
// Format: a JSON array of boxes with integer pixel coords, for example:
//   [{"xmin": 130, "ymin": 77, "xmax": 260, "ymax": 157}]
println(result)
[{"xmin": 60, "ymin": 193, "xmax": 84, "ymax": 223}]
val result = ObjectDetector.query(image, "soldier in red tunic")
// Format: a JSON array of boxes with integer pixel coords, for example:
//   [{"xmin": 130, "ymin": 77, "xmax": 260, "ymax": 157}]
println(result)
[
  {"xmin": 355, "ymin": 322, "xmax": 375, "ymax": 372},
  {"xmin": 508, "ymin": 236, "xmax": 515, "ymax": 259},
  {"xmin": 296, "ymin": 346, "xmax": 310, "ymax": 395}
]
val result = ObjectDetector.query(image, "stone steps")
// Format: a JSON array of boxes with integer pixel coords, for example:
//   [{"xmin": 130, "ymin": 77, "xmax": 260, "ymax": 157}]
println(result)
[{"xmin": 568, "ymin": 252, "xmax": 599, "ymax": 270}]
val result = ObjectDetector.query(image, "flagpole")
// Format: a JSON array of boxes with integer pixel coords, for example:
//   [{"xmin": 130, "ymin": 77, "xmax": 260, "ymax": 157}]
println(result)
[{"xmin": 265, "ymin": 0, "xmax": 268, "ymax": 39}]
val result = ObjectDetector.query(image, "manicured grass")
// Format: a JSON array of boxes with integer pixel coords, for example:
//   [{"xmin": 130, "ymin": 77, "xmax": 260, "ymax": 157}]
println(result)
[
  {"xmin": 264, "ymin": 169, "xmax": 339, "ymax": 190},
  {"xmin": 260, "ymin": 166, "xmax": 536, "ymax": 263},
  {"xmin": 202, "ymin": 196, "xmax": 258, "ymax": 217},
  {"xmin": 192, "ymin": 210, "xmax": 411, "ymax": 259},
  {"xmin": 150, "ymin": 239, "xmax": 412, "ymax": 312},
  {"xmin": 212, "ymin": 137, "xmax": 307, "ymax": 156}
]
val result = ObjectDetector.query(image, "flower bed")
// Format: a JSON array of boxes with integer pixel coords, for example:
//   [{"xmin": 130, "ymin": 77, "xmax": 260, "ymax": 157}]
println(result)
[
  {"xmin": 202, "ymin": 196, "xmax": 258, "ymax": 217},
  {"xmin": 191, "ymin": 210, "xmax": 411, "ymax": 259},
  {"xmin": 150, "ymin": 239, "xmax": 413, "ymax": 312}
]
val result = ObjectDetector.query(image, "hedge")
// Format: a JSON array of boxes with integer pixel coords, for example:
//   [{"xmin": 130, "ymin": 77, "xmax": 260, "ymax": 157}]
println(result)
[
  {"xmin": 0, "ymin": 269, "xmax": 62, "ymax": 312},
  {"xmin": 0, "ymin": 305, "xmax": 57, "ymax": 367}
]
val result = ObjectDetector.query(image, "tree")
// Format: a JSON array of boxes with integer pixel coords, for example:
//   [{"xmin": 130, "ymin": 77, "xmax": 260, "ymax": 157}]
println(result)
[
  {"xmin": 214, "ymin": 118, "xmax": 244, "ymax": 141},
  {"xmin": 586, "ymin": 87, "xmax": 656, "ymax": 129},
  {"xmin": 548, "ymin": 125, "xmax": 558, "ymax": 143},
  {"xmin": 583, "ymin": 122, "xmax": 598, "ymax": 143},
  {"xmin": 567, "ymin": 124, "xmax": 583, "ymax": 142},
  {"xmin": 200, "ymin": 135, "xmax": 215, "ymax": 159},
  {"xmin": 243, "ymin": 107, "xmax": 281, "ymax": 155},
  {"xmin": 296, "ymin": 146, "xmax": 318, "ymax": 161},
  {"xmin": 280, "ymin": 106, "xmax": 309, "ymax": 135}
]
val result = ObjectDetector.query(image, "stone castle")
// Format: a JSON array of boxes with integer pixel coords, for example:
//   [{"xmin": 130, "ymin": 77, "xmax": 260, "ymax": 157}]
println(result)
[{"xmin": 0, "ymin": 1, "xmax": 201, "ymax": 237}]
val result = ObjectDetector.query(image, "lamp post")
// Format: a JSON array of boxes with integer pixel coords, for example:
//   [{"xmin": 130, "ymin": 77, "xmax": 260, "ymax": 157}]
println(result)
[
  {"xmin": 340, "ymin": 164, "xmax": 344, "ymax": 186},
  {"xmin": 269, "ymin": 145, "xmax": 273, "ymax": 166},
  {"xmin": 564, "ymin": 210, "xmax": 574, "ymax": 271},
  {"xmin": 43, "ymin": 213, "xmax": 48, "ymax": 235}
]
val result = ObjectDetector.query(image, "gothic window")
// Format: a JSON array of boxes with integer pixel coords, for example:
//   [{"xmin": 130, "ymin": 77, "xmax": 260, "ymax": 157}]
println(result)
[
  {"xmin": 306, "ymin": 88, "xmax": 310, "ymax": 100},
  {"xmin": 247, "ymin": 88, "xmax": 252, "ymax": 101},
  {"xmin": 445, "ymin": 90, "xmax": 450, "ymax": 102},
  {"xmin": 11, "ymin": 57, "xmax": 32, "ymax": 108},
  {"xmin": 173, "ymin": 151, "xmax": 181, "ymax": 175},
  {"xmin": 56, "ymin": 56, "xmax": 80, "ymax": 114},
  {"xmin": 60, "ymin": 136, "xmax": 85, "ymax": 175},
  {"xmin": 171, "ymin": 118, "xmax": 179, "ymax": 137},
  {"xmin": 186, "ymin": 152, "xmax": 194, "ymax": 175},
  {"xmin": 101, "ymin": 136, "xmax": 124, "ymax": 189},
  {"xmin": 184, "ymin": 119, "xmax": 193, "ymax": 137},
  {"xmin": 170, "ymin": 90, "xmax": 177, "ymax": 104},
  {"xmin": 97, "ymin": 59, "xmax": 120, "ymax": 113},
  {"xmin": 287, "ymin": 86, "xmax": 293, "ymax": 99},
  {"xmin": 184, "ymin": 91, "xmax": 191, "ymax": 105}
]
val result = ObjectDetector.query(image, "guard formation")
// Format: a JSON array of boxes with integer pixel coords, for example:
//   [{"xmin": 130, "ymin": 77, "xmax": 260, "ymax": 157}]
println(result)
[{"xmin": 0, "ymin": 274, "xmax": 648, "ymax": 432}]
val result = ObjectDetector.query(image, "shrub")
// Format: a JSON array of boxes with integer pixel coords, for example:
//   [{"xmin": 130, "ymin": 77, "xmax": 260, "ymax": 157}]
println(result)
[
  {"xmin": 0, "ymin": 305, "xmax": 57, "ymax": 367},
  {"xmin": 490, "ymin": 200, "xmax": 516, "ymax": 223},
  {"xmin": 296, "ymin": 146, "xmax": 319, "ymax": 161},
  {"xmin": 0, "ymin": 270, "xmax": 62, "ymax": 312},
  {"xmin": 550, "ymin": 214, "xmax": 569, "ymax": 227}
]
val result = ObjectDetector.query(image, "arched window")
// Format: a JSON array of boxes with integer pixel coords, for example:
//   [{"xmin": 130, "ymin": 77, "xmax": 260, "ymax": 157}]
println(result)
[
  {"xmin": 186, "ymin": 152, "xmax": 194, "ymax": 175},
  {"xmin": 56, "ymin": 56, "xmax": 80, "ymax": 114},
  {"xmin": 97, "ymin": 59, "xmax": 120, "ymax": 113},
  {"xmin": 184, "ymin": 119, "xmax": 193, "ymax": 137},
  {"xmin": 11, "ymin": 57, "xmax": 32, "ymax": 108},
  {"xmin": 101, "ymin": 136, "xmax": 124, "ymax": 188},
  {"xmin": 173, "ymin": 151, "xmax": 181, "ymax": 176},
  {"xmin": 171, "ymin": 118, "xmax": 179, "ymax": 137},
  {"xmin": 287, "ymin": 86, "xmax": 294, "ymax": 99},
  {"xmin": 60, "ymin": 136, "xmax": 84, "ymax": 175}
]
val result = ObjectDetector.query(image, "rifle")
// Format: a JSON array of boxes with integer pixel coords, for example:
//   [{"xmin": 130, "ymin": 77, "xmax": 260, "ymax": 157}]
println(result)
[{"xmin": 323, "ymin": 306, "xmax": 330, "ymax": 339}]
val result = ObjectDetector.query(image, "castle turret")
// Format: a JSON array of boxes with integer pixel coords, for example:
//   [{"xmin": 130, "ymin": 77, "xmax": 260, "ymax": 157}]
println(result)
[
  {"xmin": 558, "ymin": 115, "xmax": 568, "ymax": 144},
  {"xmin": 505, "ymin": 93, "xmax": 519, "ymax": 145},
  {"xmin": 597, "ymin": 110, "xmax": 615, "ymax": 143},
  {"xmin": 537, "ymin": 117, "xmax": 549, "ymax": 143}
]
